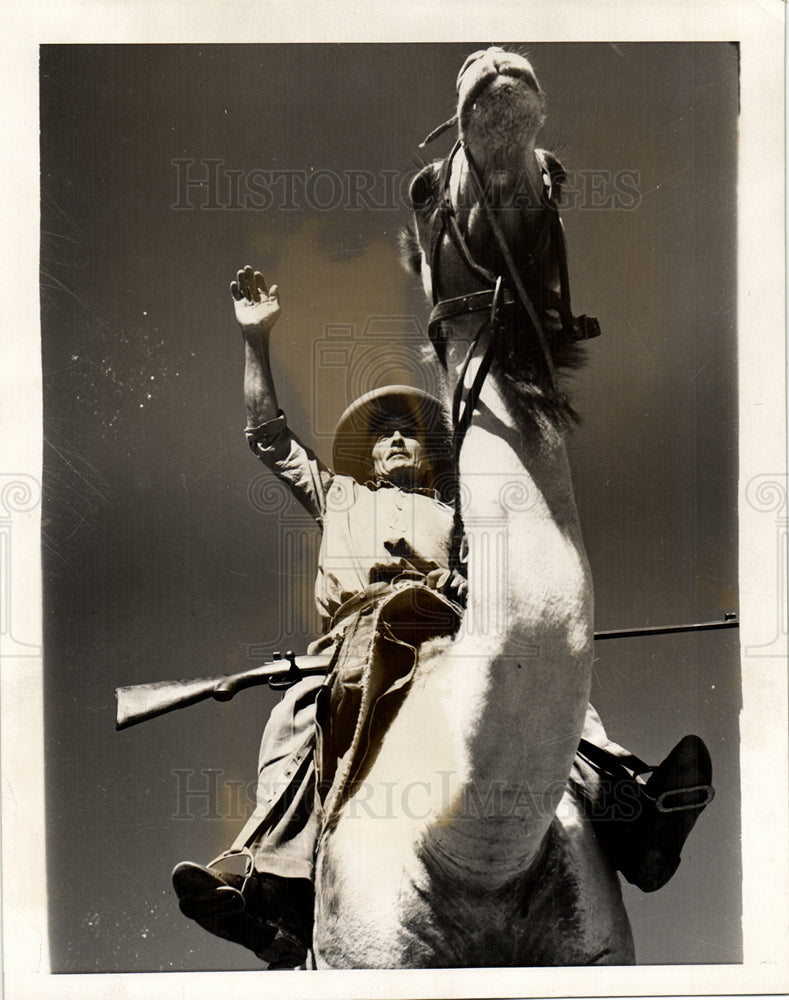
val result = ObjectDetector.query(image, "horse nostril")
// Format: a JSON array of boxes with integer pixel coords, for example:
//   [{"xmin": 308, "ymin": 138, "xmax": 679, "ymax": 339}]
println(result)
[
  {"xmin": 457, "ymin": 46, "xmax": 508, "ymax": 91},
  {"xmin": 456, "ymin": 49, "xmax": 485, "ymax": 90}
]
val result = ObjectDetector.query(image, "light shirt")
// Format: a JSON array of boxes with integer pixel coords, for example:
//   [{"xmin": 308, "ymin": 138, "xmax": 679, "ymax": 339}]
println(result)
[{"xmin": 251, "ymin": 414, "xmax": 455, "ymax": 623}]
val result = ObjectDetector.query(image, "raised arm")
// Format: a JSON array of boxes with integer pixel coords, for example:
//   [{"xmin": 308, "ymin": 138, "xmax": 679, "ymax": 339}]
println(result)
[
  {"xmin": 230, "ymin": 265, "xmax": 281, "ymax": 428},
  {"xmin": 231, "ymin": 265, "xmax": 332, "ymax": 522}
]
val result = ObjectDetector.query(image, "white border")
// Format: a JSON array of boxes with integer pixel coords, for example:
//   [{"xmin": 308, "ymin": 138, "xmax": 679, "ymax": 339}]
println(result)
[{"xmin": 1, "ymin": 1, "xmax": 786, "ymax": 997}]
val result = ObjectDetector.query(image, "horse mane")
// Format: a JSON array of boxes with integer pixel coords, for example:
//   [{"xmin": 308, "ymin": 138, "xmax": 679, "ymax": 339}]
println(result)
[
  {"xmin": 399, "ymin": 220, "xmax": 423, "ymax": 276},
  {"xmin": 499, "ymin": 356, "xmax": 583, "ymax": 436}
]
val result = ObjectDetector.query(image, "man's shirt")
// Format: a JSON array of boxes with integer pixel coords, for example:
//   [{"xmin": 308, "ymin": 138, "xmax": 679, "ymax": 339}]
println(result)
[{"xmin": 250, "ymin": 413, "xmax": 455, "ymax": 623}]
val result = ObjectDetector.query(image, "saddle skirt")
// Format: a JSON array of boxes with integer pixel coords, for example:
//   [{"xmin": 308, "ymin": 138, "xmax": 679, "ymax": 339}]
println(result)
[{"xmin": 315, "ymin": 583, "xmax": 461, "ymax": 827}]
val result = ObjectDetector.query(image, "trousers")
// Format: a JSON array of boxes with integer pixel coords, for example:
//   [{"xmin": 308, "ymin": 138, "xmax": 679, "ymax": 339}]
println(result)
[{"xmin": 245, "ymin": 583, "xmax": 464, "ymax": 878}]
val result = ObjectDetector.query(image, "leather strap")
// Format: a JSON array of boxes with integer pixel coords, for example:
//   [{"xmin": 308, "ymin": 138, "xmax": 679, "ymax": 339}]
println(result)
[
  {"xmin": 462, "ymin": 143, "xmax": 560, "ymax": 398},
  {"xmin": 451, "ymin": 276, "xmax": 503, "ymax": 449},
  {"xmin": 576, "ymin": 738, "xmax": 651, "ymax": 780},
  {"xmin": 428, "ymin": 287, "xmax": 514, "ymax": 338},
  {"xmin": 419, "ymin": 134, "xmax": 604, "ymax": 463}
]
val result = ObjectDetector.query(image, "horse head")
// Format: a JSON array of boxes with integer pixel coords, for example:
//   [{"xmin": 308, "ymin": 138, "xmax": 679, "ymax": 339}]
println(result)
[{"xmin": 401, "ymin": 47, "xmax": 597, "ymax": 433}]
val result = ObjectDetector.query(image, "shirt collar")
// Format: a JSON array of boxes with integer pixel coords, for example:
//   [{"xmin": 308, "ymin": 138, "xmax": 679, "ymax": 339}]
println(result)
[{"xmin": 365, "ymin": 479, "xmax": 442, "ymax": 501}]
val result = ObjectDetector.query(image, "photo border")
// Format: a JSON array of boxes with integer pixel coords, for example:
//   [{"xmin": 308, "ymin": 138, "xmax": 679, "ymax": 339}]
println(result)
[{"xmin": 1, "ymin": 1, "xmax": 786, "ymax": 997}]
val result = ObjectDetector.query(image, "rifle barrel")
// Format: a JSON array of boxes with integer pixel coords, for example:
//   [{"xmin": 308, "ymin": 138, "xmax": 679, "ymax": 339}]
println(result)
[{"xmin": 594, "ymin": 617, "xmax": 739, "ymax": 641}]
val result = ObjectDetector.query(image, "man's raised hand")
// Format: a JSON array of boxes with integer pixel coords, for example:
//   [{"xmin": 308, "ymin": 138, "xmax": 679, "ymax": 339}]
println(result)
[{"xmin": 230, "ymin": 266, "xmax": 281, "ymax": 335}]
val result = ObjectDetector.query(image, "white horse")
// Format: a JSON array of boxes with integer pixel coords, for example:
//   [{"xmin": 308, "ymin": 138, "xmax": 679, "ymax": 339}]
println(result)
[{"xmin": 311, "ymin": 47, "xmax": 635, "ymax": 967}]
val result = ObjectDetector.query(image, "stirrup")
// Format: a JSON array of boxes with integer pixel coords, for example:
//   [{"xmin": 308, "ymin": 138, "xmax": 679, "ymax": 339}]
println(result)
[{"xmin": 172, "ymin": 847, "xmax": 255, "ymax": 919}]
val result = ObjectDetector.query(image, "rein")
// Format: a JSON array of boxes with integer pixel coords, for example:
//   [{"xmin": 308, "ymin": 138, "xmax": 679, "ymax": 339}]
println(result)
[{"xmin": 421, "ymin": 136, "xmax": 600, "ymax": 456}]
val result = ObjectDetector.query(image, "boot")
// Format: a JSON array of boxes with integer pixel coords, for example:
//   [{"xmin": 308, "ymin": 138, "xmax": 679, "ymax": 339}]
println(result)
[
  {"xmin": 616, "ymin": 734, "xmax": 714, "ymax": 892},
  {"xmin": 172, "ymin": 859, "xmax": 312, "ymax": 969}
]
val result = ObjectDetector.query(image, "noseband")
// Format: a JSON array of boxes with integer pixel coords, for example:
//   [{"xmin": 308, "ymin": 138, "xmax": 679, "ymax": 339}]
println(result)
[{"xmin": 420, "ymin": 137, "xmax": 601, "ymax": 452}]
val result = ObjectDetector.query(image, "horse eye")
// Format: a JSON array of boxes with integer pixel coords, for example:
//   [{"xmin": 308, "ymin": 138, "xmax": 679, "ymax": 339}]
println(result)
[{"xmin": 409, "ymin": 168, "xmax": 435, "ymax": 211}]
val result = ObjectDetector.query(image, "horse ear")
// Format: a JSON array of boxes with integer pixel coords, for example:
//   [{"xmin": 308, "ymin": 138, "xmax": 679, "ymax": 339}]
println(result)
[
  {"xmin": 408, "ymin": 163, "xmax": 438, "ymax": 211},
  {"xmin": 537, "ymin": 149, "xmax": 567, "ymax": 205}
]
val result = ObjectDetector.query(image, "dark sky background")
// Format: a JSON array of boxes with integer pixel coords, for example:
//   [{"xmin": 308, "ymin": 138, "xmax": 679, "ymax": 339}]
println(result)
[{"xmin": 40, "ymin": 42, "xmax": 740, "ymax": 971}]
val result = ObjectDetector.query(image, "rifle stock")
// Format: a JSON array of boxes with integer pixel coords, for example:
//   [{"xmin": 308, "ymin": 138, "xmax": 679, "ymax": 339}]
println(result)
[{"xmin": 115, "ymin": 654, "xmax": 332, "ymax": 730}]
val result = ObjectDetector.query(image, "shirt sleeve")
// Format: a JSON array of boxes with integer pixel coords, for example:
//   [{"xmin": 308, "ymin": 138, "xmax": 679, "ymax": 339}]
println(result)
[{"xmin": 245, "ymin": 411, "xmax": 332, "ymax": 522}]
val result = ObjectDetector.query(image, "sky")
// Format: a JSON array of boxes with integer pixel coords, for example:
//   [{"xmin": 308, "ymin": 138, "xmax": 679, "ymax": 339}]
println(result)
[{"xmin": 38, "ymin": 41, "xmax": 740, "ymax": 970}]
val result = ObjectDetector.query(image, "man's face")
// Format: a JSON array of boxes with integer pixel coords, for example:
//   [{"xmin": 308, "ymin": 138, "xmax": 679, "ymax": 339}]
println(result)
[{"xmin": 370, "ymin": 425, "xmax": 430, "ymax": 489}]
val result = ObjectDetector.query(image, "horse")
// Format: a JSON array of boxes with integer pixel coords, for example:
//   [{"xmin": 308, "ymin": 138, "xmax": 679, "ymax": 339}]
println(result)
[{"xmin": 310, "ymin": 46, "xmax": 635, "ymax": 968}]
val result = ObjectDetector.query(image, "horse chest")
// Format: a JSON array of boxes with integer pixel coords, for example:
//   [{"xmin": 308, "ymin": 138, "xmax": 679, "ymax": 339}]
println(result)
[
  {"xmin": 313, "ymin": 791, "xmax": 634, "ymax": 968},
  {"xmin": 512, "ymin": 799, "xmax": 636, "ymax": 966}
]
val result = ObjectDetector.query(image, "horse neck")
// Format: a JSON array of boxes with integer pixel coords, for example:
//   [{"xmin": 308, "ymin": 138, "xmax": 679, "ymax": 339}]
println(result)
[
  {"xmin": 327, "ymin": 140, "xmax": 593, "ymax": 892},
  {"xmin": 449, "ymin": 353, "xmax": 585, "ymax": 543},
  {"xmin": 428, "ymin": 309, "xmax": 591, "ymax": 840},
  {"xmin": 351, "ymin": 359, "xmax": 592, "ymax": 890},
  {"xmin": 454, "ymin": 141, "xmax": 553, "ymax": 278}
]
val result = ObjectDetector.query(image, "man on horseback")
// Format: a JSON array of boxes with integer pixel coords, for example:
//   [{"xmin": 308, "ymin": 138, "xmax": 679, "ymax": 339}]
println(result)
[
  {"xmin": 171, "ymin": 264, "xmax": 712, "ymax": 968},
  {"xmin": 172, "ymin": 266, "xmax": 467, "ymax": 967}
]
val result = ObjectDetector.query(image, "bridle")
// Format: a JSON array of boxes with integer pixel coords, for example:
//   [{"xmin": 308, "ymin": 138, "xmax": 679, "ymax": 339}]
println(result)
[
  {"xmin": 419, "ymin": 135, "xmax": 601, "ymax": 454},
  {"xmin": 410, "ymin": 119, "xmax": 740, "ymax": 649}
]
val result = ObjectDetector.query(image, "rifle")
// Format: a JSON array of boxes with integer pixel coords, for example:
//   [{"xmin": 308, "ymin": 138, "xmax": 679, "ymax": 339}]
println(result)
[
  {"xmin": 115, "ymin": 615, "xmax": 738, "ymax": 731},
  {"xmin": 115, "ymin": 651, "xmax": 332, "ymax": 730}
]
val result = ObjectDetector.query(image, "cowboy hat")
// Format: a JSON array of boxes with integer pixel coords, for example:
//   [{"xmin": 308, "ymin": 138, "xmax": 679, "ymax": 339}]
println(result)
[{"xmin": 332, "ymin": 385, "xmax": 452, "ymax": 490}]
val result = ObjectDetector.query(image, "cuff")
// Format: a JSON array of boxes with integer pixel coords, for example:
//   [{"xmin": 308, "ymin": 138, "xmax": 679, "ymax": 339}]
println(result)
[{"xmin": 244, "ymin": 412, "xmax": 286, "ymax": 454}]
